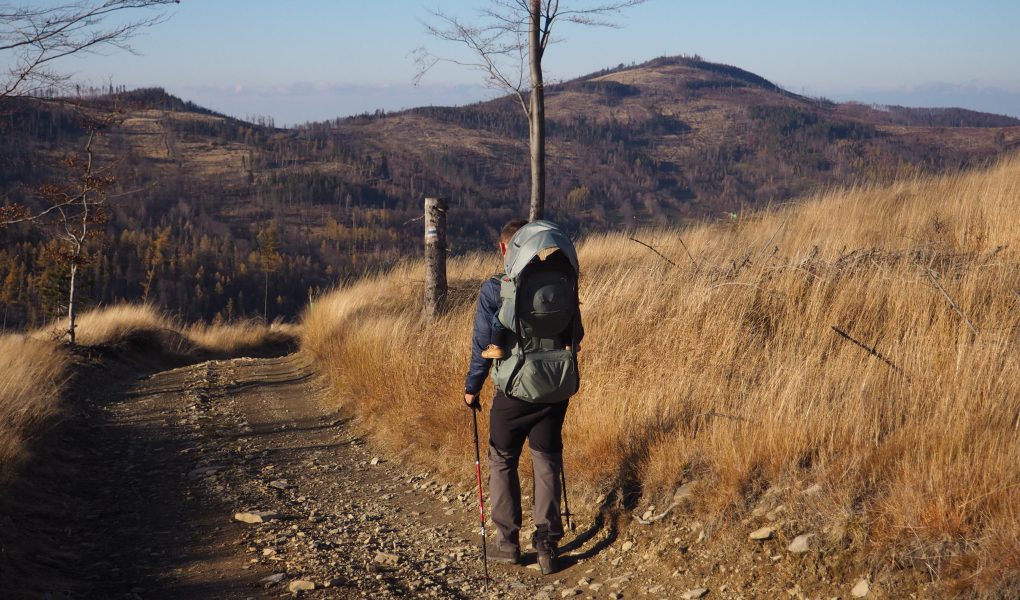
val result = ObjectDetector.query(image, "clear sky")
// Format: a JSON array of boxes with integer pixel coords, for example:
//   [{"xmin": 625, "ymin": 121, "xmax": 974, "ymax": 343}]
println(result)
[{"xmin": 52, "ymin": 0, "xmax": 1020, "ymax": 125}]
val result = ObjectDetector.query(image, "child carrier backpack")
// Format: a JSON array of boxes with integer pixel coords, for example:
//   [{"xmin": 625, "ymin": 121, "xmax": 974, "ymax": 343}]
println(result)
[{"xmin": 492, "ymin": 220, "xmax": 581, "ymax": 404}]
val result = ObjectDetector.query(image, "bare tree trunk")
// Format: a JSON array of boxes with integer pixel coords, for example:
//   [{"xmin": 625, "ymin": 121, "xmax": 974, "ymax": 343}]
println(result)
[
  {"xmin": 264, "ymin": 271, "xmax": 269, "ymax": 323},
  {"xmin": 528, "ymin": 0, "xmax": 546, "ymax": 222},
  {"xmin": 67, "ymin": 262, "xmax": 77, "ymax": 344},
  {"xmin": 423, "ymin": 197, "xmax": 448, "ymax": 320}
]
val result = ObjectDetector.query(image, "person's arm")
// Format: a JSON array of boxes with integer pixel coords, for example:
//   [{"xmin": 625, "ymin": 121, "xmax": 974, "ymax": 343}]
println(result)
[
  {"xmin": 464, "ymin": 277, "xmax": 501, "ymax": 403},
  {"xmin": 572, "ymin": 296, "xmax": 585, "ymax": 352}
]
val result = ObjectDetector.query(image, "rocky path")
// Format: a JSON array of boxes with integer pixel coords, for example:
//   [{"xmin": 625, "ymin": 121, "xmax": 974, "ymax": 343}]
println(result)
[
  {"xmin": 18, "ymin": 352, "xmax": 664, "ymax": 599},
  {"xmin": 2, "ymin": 349, "xmax": 906, "ymax": 599}
]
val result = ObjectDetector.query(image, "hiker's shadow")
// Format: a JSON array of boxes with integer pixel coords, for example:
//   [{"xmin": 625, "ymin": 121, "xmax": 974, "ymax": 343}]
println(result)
[
  {"xmin": 521, "ymin": 496, "xmax": 620, "ymax": 568},
  {"xmin": 560, "ymin": 502, "xmax": 619, "ymax": 565}
]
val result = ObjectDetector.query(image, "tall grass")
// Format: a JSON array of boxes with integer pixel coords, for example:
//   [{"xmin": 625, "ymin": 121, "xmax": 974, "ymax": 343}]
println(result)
[
  {"xmin": 0, "ymin": 335, "xmax": 70, "ymax": 481},
  {"xmin": 304, "ymin": 156, "xmax": 1020, "ymax": 593}
]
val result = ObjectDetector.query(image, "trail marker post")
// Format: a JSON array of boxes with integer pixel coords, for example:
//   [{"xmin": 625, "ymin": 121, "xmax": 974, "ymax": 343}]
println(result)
[{"xmin": 423, "ymin": 197, "xmax": 448, "ymax": 320}]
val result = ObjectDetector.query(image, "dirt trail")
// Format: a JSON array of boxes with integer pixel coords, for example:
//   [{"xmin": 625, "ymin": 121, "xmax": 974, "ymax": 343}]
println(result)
[
  {"xmin": 5, "ymin": 352, "xmax": 663, "ymax": 599},
  {"xmin": 4, "ymin": 349, "xmax": 910, "ymax": 599}
]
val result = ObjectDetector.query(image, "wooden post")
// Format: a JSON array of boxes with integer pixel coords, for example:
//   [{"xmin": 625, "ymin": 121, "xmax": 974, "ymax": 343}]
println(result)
[{"xmin": 423, "ymin": 197, "xmax": 448, "ymax": 320}]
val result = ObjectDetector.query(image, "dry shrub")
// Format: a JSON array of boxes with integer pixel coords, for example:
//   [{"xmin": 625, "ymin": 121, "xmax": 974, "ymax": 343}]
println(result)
[
  {"xmin": 0, "ymin": 335, "xmax": 69, "ymax": 482},
  {"xmin": 304, "ymin": 155, "xmax": 1020, "ymax": 593}
]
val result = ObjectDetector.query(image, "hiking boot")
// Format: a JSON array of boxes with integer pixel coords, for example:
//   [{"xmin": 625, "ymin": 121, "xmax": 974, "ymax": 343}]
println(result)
[
  {"xmin": 481, "ymin": 344, "xmax": 506, "ymax": 360},
  {"xmin": 487, "ymin": 542, "xmax": 520, "ymax": 564},
  {"xmin": 535, "ymin": 540, "xmax": 559, "ymax": 575}
]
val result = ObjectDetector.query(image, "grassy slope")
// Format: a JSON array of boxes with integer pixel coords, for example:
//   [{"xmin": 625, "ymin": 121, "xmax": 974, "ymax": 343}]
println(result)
[{"xmin": 304, "ymin": 156, "xmax": 1020, "ymax": 594}]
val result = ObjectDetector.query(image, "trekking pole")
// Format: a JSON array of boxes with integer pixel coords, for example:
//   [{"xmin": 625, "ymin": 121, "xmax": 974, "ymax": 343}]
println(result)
[
  {"xmin": 470, "ymin": 404, "xmax": 490, "ymax": 592},
  {"xmin": 560, "ymin": 463, "xmax": 575, "ymax": 532}
]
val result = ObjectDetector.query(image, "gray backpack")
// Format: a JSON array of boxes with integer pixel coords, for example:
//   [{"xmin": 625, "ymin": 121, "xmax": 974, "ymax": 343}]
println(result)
[{"xmin": 491, "ymin": 220, "xmax": 581, "ymax": 403}]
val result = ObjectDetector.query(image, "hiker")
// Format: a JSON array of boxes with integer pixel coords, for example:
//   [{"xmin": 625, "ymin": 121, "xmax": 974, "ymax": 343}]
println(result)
[{"xmin": 464, "ymin": 218, "xmax": 584, "ymax": 575}]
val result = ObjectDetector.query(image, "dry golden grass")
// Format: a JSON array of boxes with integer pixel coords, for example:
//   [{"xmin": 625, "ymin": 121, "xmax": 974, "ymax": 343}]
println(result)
[
  {"xmin": 34, "ymin": 304, "xmax": 299, "ymax": 357},
  {"xmin": 304, "ymin": 155, "xmax": 1020, "ymax": 593},
  {"xmin": 0, "ymin": 335, "xmax": 69, "ymax": 482},
  {"xmin": 49, "ymin": 304, "xmax": 192, "ymax": 350},
  {"xmin": 185, "ymin": 320, "xmax": 301, "ymax": 356}
]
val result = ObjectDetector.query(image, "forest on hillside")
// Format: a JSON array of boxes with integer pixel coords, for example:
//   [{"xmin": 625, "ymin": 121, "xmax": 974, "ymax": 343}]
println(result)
[{"xmin": 1, "ymin": 57, "xmax": 1017, "ymax": 330}]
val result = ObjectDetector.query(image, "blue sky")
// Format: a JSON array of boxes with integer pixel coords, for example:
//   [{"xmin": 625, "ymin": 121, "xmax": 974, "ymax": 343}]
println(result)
[{"xmin": 57, "ymin": 0, "xmax": 1020, "ymax": 125}]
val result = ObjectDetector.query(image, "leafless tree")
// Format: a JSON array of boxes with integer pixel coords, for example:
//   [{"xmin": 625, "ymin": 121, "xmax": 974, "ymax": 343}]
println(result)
[
  {"xmin": 0, "ymin": 0, "xmax": 179, "ymax": 101},
  {"xmin": 1, "ymin": 107, "xmax": 120, "ymax": 343},
  {"xmin": 416, "ymin": 0, "xmax": 643, "ymax": 221}
]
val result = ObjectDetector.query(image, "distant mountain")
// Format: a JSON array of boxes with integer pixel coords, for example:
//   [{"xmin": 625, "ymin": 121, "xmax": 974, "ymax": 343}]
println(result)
[{"xmin": 1, "ymin": 56, "xmax": 1018, "ymax": 327}]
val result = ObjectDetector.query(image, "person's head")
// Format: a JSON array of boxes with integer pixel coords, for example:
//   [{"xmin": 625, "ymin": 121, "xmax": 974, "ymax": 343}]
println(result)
[{"xmin": 499, "ymin": 219, "xmax": 528, "ymax": 257}]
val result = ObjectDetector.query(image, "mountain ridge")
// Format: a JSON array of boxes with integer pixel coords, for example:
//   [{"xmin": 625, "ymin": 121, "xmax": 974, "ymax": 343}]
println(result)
[{"xmin": 1, "ymin": 54, "xmax": 1018, "ymax": 328}]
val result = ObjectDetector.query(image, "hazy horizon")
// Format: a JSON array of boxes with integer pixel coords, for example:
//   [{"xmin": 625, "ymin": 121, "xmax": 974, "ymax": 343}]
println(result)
[
  {"xmin": 138, "ymin": 71, "xmax": 1020, "ymax": 129},
  {"xmin": 57, "ymin": 1, "xmax": 1020, "ymax": 126}
]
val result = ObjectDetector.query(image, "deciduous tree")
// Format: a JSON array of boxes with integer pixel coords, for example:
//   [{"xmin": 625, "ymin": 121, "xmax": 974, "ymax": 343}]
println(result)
[
  {"xmin": 417, "ymin": 0, "xmax": 643, "ymax": 221},
  {"xmin": 26, "ymin": 112, "xmax": 117, "ymax": 342}
]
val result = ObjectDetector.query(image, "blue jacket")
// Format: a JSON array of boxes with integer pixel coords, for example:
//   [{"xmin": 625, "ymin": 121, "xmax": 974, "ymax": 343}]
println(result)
[
  {"xmin": 464, "ymin": 276, "xmax": 502, "ymax": 394},
  {"xmin": 464, "ymin": 275, "xmax": 584, "ymax": 395}
]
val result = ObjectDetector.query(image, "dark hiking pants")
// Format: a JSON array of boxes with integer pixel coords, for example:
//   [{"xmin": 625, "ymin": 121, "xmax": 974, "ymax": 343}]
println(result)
[{"xmin": 488, "ymin": 389, "xmax": 568, "ymax": 550}]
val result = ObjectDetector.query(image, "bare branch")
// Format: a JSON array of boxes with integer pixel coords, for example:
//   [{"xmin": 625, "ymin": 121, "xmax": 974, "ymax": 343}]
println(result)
[
  {"xmin": 416, "ymin": 1, "xmax": 643, "ymax": 101},
  {"xmin": 629, "ymin": 236, "xmax": 678, "ymax": 268},
  {"xmin": 418, "ymin": 0, "xmax": 642, "ymax": 220},
  {"xmin": 1, "ymin": 0, "xmax": 178, "ymax": 101},
  {"xmin": 831, "ymin": 325, "xmax": 911, "ymax": 381},
  {"xmin": 919, "ymin": 264, "xmax": 979, "ymax": 336}
]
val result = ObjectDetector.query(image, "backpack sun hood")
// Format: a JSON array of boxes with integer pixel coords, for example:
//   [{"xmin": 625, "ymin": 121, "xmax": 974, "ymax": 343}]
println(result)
[
  {"xmin": 503, "ymin": 220, "xmax": 579, "ymax": 280},
  {"xmin": 492, "ymin": 220, "xmax": 581, "ymax": 404}
]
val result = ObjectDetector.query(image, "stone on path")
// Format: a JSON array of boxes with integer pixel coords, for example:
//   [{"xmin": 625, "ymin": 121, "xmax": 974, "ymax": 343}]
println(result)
[
  {"xmin": 749, "ymin": 526, "xmax": 774, "ymax": 541},
  {"xmin": 787, "ymin": 533, "xmax": 814, "ymax": 554},
  {"xmin": 373, "ymin": 552, "xmax": 401, "ymax": 567},
  {"xmin": 560, "ymin": 588, "xmax": 580, "ymax": 598},
  {"xmin": 851, "ymin": 578, "xmax": 871, "ymax": 597},
  {"xmin": 260, "ymin": 573, "xmax": 285, "ymax": 585},
  {"xmin": 288, "ymin": 579, "xmax": 315, "ymax": 593},
  {"xmin": 683, "ymin": 588, "xmax": 709, "ymax": 599},
  {"xmin": 234, "ymin": 510, "xmax": 278, "ymax": 524},
  {"xmin": 621, "ymin": 540, "xmax": 634, "ymax": 551},
  {"xmin": 269, "ymin": 479, "xmax": 292, "ymax": 490}
]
